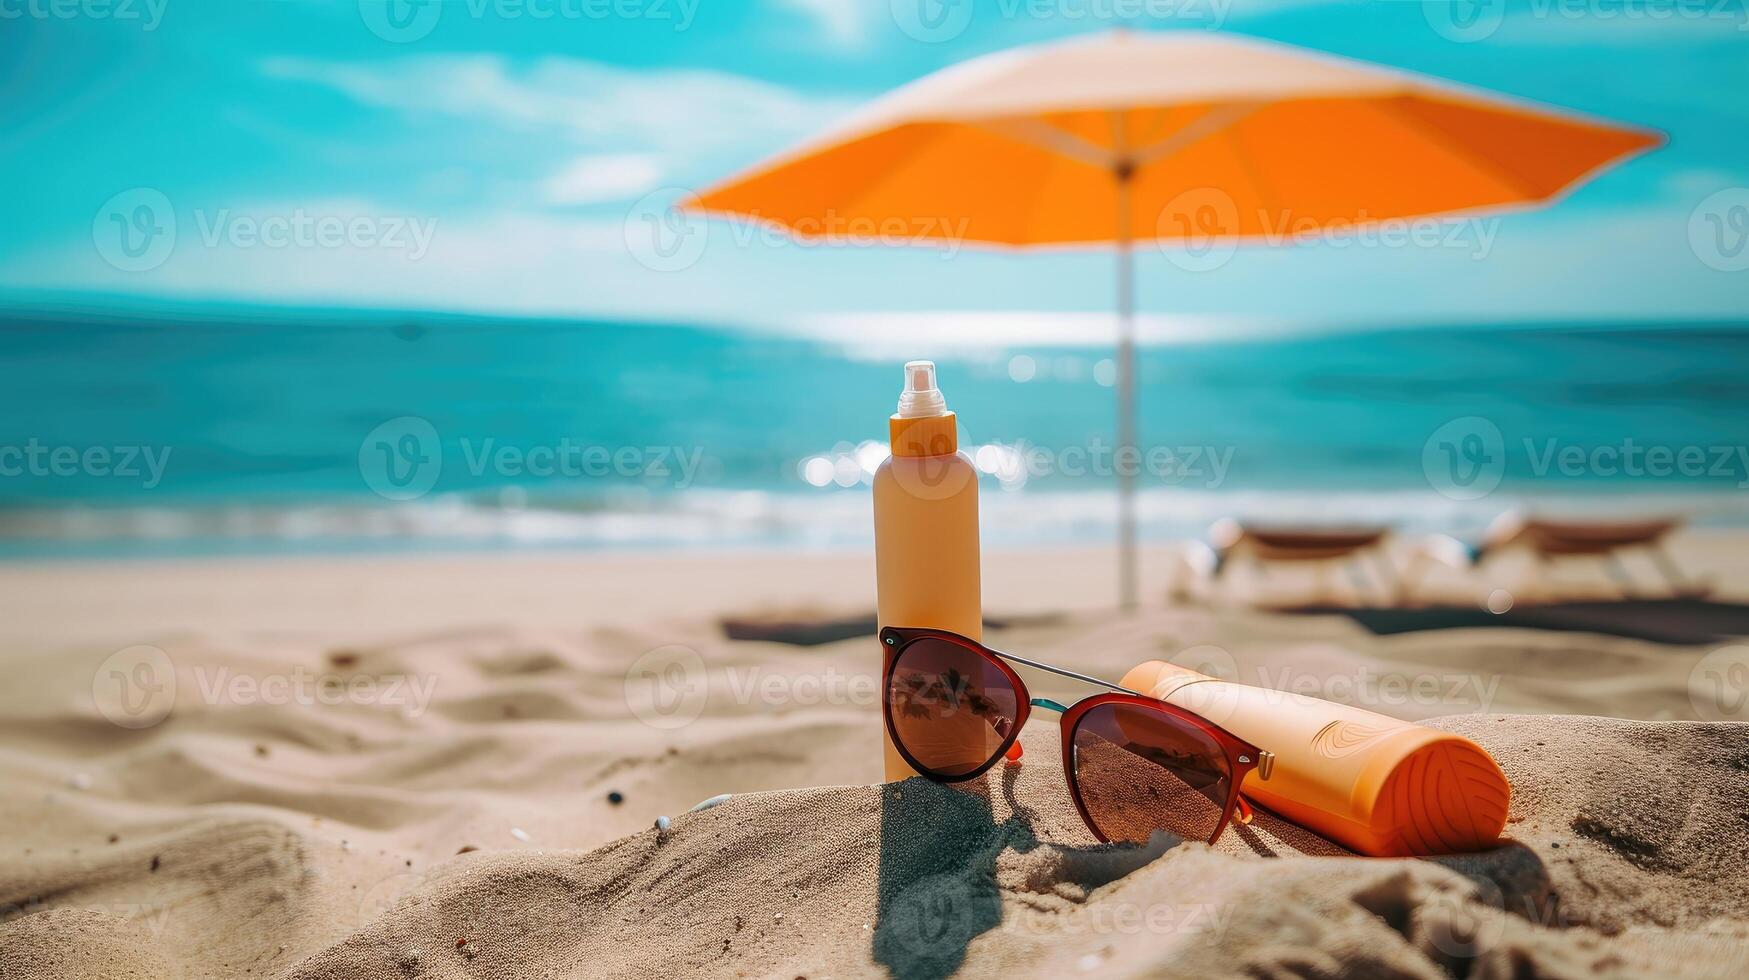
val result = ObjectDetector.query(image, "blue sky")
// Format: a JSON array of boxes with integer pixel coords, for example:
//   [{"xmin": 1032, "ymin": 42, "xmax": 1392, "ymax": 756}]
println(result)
[{"xmin": 3, "ymin": 0, "xmax": 1747, "ymax": 334}]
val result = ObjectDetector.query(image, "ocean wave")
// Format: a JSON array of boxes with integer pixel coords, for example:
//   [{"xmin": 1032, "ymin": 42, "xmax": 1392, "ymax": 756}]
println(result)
[{"xmin": 3, "ymin": 486, "xmax": 1744, "ymax": 560}]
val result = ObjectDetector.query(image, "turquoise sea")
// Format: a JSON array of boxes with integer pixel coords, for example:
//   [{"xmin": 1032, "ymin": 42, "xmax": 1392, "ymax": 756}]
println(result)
[{"xmin": 3, "ymin": 298, "xmax": 1747, "ymax": 559}]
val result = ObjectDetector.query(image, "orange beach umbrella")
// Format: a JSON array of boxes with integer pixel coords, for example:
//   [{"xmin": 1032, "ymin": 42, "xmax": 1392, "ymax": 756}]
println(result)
[{"xmin": 686, "ymin": 30, "xmax": 1660, "ymax": 610}]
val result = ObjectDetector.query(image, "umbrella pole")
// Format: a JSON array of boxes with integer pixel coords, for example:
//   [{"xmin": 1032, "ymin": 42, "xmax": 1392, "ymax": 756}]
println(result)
[{"xmin": 1115, "ymin": 164, "xmax": 1137, "ymax": 612}]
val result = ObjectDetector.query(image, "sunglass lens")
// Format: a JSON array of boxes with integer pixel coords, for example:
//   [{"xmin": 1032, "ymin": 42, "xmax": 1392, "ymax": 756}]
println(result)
[
  {"xmin": 886, "ymin": 637, "xmax": 1021, "ymax": 778},
  {"xmin": 1069, "ymin": 702, "xmax": 1233, "ymax": 844}
]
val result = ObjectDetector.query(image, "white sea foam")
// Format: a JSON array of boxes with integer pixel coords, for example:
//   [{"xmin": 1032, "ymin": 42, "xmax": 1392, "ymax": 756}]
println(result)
[{"xmin": 3, "ymin": 484, "xmax": 1743, "ymax": 558}]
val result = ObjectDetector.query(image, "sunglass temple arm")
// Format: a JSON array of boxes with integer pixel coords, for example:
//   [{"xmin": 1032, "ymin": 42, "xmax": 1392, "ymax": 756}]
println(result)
[{"xmin": 993, "ymin": 650, "xmax": 1141, "ymax": 697}]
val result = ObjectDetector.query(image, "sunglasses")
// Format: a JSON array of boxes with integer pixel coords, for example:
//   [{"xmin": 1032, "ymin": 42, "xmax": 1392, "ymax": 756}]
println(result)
[{"xmin": 881, "ymin": 626, "xmax": 1275, "ymax": 846}]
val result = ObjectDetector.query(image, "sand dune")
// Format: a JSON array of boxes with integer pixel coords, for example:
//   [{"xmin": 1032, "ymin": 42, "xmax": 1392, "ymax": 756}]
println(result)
[{"xmin": 3, "ymin": 549, "xmax": 1749, "ymax": 978}]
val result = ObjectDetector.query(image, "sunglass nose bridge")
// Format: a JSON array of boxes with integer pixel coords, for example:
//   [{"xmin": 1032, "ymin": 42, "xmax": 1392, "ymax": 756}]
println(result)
[{"xmin": 1028, "ymin": 697, "xmax": 1069, "ymax": 714}]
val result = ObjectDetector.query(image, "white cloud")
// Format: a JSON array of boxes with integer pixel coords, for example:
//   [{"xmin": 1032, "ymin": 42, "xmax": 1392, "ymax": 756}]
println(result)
[
  {"xmin": 23, "ymin": 185, "xmax": 1747, "ymax": 328},
  {"xmin": 1489, "ymin": 3, "xmax": 1749, "ymax": 45},
  {"xmin": 1662, "ymin": 167, "xmax": 1749, "ymax": 197},
  {"xmin": 542, "ymin": 154, "xmax": 666, "ymax": 205},
  {"xmin": 782, "ymin": 311, "xmax": 1295, "ymax": 360},
  {"xmin": 259, "ymin": 54, "xmax": 852, "ymax": 160},
  {"xmin": 774, "ymin": 0, "xmax": 869, "ymax": 47}
]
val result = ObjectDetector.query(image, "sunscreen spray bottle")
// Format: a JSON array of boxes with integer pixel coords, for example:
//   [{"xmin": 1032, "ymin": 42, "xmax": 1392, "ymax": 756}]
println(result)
[
  {"xmin": 1121, "ymin": 661, "xmax": 1511, "ymax": 856},
  {"xmin": 873, "ymin": 361, "xmax": 981, "ymax": 781}
]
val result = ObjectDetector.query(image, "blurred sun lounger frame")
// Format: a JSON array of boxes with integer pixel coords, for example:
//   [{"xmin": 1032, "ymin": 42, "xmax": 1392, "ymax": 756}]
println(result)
[
  {"xmin": 1172, "ymin": 512, "xmax": 1711, "ymax": 609},
  {"xmin": 1406, "ymin": 511, "xmax": 1712, "ymax": 605},
  {"xmin": 1190, "ymin": 518, "xmax": 1403, "ymax": 607}
]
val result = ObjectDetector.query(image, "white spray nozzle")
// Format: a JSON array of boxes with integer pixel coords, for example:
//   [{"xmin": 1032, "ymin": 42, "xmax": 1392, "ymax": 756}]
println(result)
[{"xmin": 896, "ymin": 360, "xmax": 947, "ymax": 418}]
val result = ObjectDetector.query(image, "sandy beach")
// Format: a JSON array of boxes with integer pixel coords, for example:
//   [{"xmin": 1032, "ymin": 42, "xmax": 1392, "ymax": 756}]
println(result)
[
  {"xmin": 3, "ymin": 534, "xmax": 1748, "ymax": 978},
  {"xmin": 7, "ymin": 0, "xmax": 1745, "ymax": 975}
]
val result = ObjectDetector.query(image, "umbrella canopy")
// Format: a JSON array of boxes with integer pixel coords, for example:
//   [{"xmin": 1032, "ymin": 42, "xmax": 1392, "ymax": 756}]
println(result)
[
  {"xmin": 688, "ymin": 31, "xmax": 1658, "ymax": 245},
  {"xmin": 686, "ymin": 30, "xmax": 1660, "ymax": 609}
]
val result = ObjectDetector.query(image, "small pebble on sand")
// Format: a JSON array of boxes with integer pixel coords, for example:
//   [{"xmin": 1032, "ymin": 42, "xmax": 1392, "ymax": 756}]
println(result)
[
  {"xmin": 510, "ymin": 827, "xmax": 531, "ymax": 842},
  {"xmin": 607, "ymin": 791, "xmax": 625, "ymax": 805},
  {"xmin": 68, "ymin": 773, "xmax": 92, "ymax": 791}
]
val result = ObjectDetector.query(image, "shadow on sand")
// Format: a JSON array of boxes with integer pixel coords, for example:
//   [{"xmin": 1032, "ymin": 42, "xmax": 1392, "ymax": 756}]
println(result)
[
  {"xmin": 1299, "ymin": 598, "xmax": 1749, "ymax": 646},
  {"xmin": 870, "ymin": 767, "xmax": 1176, "ymax": 980},
  {"xmin": 869, "ymin": 766, "xmax": 1565, "ymax": 980}
]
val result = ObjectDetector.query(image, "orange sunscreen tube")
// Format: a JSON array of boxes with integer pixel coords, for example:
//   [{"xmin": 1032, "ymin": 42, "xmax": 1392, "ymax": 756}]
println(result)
[
  {"xmin": 1120, "ymin": 661, "xmax": 1510, "ymax": 856},
  {"xmin": 873, "ymin": 361, "xmax": 981, "ymax": 781}
]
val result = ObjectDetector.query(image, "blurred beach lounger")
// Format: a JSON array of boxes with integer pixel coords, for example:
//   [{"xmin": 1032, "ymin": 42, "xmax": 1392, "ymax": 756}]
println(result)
[
  {"xmin": 1404, "ymin": 512, "xmax": 1711, "ymax": 604},
  {"xmin": 1171, "ymin": 518, "xmax": 1404, "ymax": 606}
]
